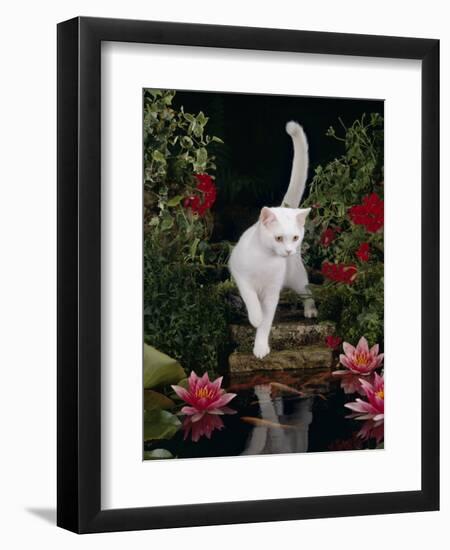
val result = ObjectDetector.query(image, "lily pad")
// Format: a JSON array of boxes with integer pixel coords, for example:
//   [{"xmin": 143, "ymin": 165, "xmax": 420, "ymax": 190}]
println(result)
[
  {"xmin": 144, "ymin": 344, "xmax": 185, "ymax": 389},
  {"xmin": 144, "ymin": 390, "xmax": 175, "ymax": 411},
  {"xmin": 143, "ymin": 449, "xmax": 174, "ymax": 460},
  {"xmin": 144, "ymin": 409, "xmax": 181, "ymax": 441}
]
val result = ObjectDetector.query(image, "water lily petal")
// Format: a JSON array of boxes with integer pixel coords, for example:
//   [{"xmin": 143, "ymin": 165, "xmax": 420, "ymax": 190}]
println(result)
[
  {"xmin": 181, "ymin": 405, "xmax": 200, "ymax": 416},
  {"xmin": 345, "ymin": 400, "xmax": 371, "ymax": 413},
  {"xmin": 356, "ymin": 336, "xmax": 369, "ymax": 354},
  {"xmin": 339, "ymin": 355, "xmax": 353, "ymax": 369},
  {"xmin": 342, "ymin": 342, "xmax": 355, "ymax": 356},
  {"xmin": 209, "ymin": 392, "xmax": 237, "ymax": 409},
  {"xmin": 370, "ymin": 343, "xmax": 379, "ymax": 356},
  {"xmin": 171, "ymin": 385, "xmax": 191, "ymax": 402},
  {"xmin": 220, "ymin": 406, "xmax": 237, "ymax": 415},
  {"xmin": 210, "ymin": 376, "xmax": 224, "ymax": 393},
  {"xmin": 191, "ymin": 411, "xmax": 206, "ymax": 423},
  {"xmin": 188, "ymin": 371, "xmax": 200, "ymax": 393},
  {"xmin": 355, "ymin": 413, "xmax": 377, "ymax": 420}
]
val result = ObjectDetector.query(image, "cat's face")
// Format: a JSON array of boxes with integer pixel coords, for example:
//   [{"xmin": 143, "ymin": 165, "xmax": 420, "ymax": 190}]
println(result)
[{"xmin": 258, "ymin": 206, "xmax": 311, "ymax": 257}]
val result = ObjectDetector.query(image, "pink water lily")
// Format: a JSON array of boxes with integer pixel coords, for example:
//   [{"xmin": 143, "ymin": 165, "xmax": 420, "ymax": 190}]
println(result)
[
  {"xmin": 337, "ymin": 336, "xmax": 384, "ymax": 376},
  {"xmin": 332, "ymin": 371, "xmax": 374, "ymax": 395},
  {"xmin": 172, "ymin": 371, "xmax": 237, "ymax": 422},
  {"xmin": 357, "ymin": 419, "xmax": 384, "ymax": 444},
  {"xmin": 182, "ymin": 413, "xmax": 225, "ymax": 442},
  {"xmin": 344, "ymin": 372, "xmax": 384, "ymax": 422}
]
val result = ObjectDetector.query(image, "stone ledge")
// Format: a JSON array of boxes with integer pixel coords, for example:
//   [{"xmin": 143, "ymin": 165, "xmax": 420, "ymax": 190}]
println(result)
[
  {"xmin": 229, "ymin": 321, "xmax": 335, "ymax": 352},
  {"xmin": 228, "ymin": 346, "xmax": 333, "ymax": 373},
  {"xmin": 224, "ymin": 288, "xmax": 322, "ymax": 323}
]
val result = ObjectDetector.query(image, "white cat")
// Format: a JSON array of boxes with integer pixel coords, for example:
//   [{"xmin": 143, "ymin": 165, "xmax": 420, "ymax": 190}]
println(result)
[{"xmin": 229, "ymin": 121, "xmax": 317, "ymax": 359}]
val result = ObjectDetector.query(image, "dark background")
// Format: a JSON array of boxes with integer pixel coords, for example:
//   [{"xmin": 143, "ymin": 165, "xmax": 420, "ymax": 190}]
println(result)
[{"xmin": 173, "ymin": 90, "xmax": 384, "ymax": 241}]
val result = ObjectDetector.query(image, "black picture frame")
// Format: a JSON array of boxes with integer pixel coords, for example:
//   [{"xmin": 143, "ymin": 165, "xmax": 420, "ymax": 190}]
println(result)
[{"xmin": 57, "ymin": 16, "xmax": 439, "ymax": 533}]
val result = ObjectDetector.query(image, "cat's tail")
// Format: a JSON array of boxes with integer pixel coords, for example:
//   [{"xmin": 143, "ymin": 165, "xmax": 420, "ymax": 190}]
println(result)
[{"xmin": 281, "ymin": 121, "xmax": 309, "ymax": 208}]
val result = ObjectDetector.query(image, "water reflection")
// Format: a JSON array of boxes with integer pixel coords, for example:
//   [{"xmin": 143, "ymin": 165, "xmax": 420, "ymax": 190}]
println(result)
[
  {"xmin": 144, "ymin": 368, "xmax": 378, "ymax": 458},
  {"xmin": 242, "ymin": 385, "xmax": 313, "ymax": 455}
]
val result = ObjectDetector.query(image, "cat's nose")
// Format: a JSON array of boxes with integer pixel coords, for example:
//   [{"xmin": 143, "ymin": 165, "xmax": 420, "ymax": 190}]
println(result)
[{"xmin": 285, "ymin": 249, "xmax": 294, "ymax": 255}]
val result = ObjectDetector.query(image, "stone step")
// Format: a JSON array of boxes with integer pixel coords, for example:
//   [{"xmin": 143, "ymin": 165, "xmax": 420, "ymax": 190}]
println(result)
[
  {"xmin": 229, "ymin": 320, "xmax": 335, "ymax": 352},
  {"xmin": 227, "ymin": 367, "xmax": 332, "ymax": 395},
  {"xmin": 224, "ymin": 288, "xmax": 319, "ymax": 323},
  {"xmin": 228, "ymin": 346, "xmax": 333, "ymax": 374}
]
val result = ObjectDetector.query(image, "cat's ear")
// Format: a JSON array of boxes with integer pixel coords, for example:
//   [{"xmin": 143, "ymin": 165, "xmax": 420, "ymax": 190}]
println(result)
[
  {"xmin": 260, "ymin": 207, "xmax": 277, "ymax": 226},
  {"xmin": 296, "ymin": 208, "xmax": 311, "ymax": 226}
]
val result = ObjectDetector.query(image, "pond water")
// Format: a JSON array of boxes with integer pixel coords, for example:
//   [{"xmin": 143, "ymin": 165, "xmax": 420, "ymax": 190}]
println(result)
[{"xmin": 144, "ymin": 368, "xmax": 382, "ymax": 459}]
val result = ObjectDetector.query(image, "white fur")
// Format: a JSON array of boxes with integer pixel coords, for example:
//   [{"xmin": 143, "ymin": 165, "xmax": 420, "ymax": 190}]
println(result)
[{"xmin": 229, "ymin": 121, "xmax": 317, "ymax": 359}]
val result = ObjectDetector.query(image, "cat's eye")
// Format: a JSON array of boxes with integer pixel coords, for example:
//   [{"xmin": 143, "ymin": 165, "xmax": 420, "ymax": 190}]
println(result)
[
  {"xmin": 275, "ymin": 235, "xmax": 283, "ymax": 242},
  {"xmin": 293, "ymin": 235, "xmax": 299, "ymax": 241}
]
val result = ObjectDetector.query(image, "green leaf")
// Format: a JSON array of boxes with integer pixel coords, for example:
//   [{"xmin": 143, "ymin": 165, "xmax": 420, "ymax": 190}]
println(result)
[
  {"xmin": 144, "ymin": 409, "xmax": 181, "ymax": 441},
  {"xmin": 210, "ymin": 135, "xmax": 224, "ymax": 144},
  {"xmin": 160, "ymin": 216, "xmax": 174, "ymax": 231},
  {"xmin": 179, "ymin": 377, "xmax": 189, "ymax": 387},
  {"xmin": 180, "ymin": 136, "xmax": 193, "ymax": 149},
  {"xmin": 143, "ymin": 449, "xmax": 174, "ymax": 460},
  {"xmin": 152, "ymin": 150, "xmax": 166, "ymax": 163},
  {"xmin": 166, "ymin": 195, "xmax": 184, "ymax": 207},
  {"xmin": 144, "ymin": 390, "xmax": 175, "ymax": 411},
  {"xmin": 193, "ymin": 147, "xmax": 208, "ymax": 171},
  {"xmin": 189, "ymin": 237, "xmax": 200, "ymax": 259},
  {"xmin": 196, "ymin": 111, "xmax": 208, "ymax": 127},
  {"xmin": 143, "ymin": 344, "xmax": 185, "ymax": 389}
]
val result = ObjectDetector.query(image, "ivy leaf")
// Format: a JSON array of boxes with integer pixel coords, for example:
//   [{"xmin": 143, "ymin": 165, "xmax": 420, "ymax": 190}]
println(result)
[
  {"xmin": 189, "ymin": 237, "xmax": 200, "ymax": 259},
  {"xmin": 180, "ymin": 136, "xmax": 193, "ymax": 149},
  {"xmin": 160, "ymin": 216, "xmax": 174, "ymax": 231},
  {"xmin": 210, "ymin": 135, "xmax": 224, "ymax": 144},
  {"xmin": 152, "ymin": 150, "xmax": 167, "ymax": 164},
  {"xmin": 195, "ymin": 148, "xmax": 208, "ymax": 170},
  {"xmin": 166, "ymin": 195, "xmax": 184, "ymax": 207}
]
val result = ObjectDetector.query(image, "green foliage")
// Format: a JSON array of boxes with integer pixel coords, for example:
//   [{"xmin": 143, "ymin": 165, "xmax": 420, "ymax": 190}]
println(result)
[
  {"xmin": 144, "ymin": 409, "xmax": 181, "ymax": 441},
  {"xmin": 143, "ymin": 449, "xmax": 174, "ymax": 460},
  {"xmin": 143, "ymin": 390, "xmax": 175, "ymax": 412},
  {"xmin": 143, "ymin": 89, "xmax": 223, "ymax": 264},
  {"xmin": 143, "ymin": 240, "xmax": 228, "ymax": 376},
  {"xmin": 142, "ymin": 344, "xmax": 183, "ymax": 446},
  {"xmin": 144, "ymin": 88, "xmax": 221, "ymax": 187},
  {"xmin": 143, "ymin": 343, "xmax": 185, "ymax": 389},
  {"xmin": 304, "ymin": 114, "xmax": 384, "ymax": 346}
]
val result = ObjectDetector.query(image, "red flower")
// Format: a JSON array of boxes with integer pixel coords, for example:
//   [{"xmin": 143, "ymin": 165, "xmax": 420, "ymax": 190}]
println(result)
[
  {"xmin": 322, "ymin": 262, "xmax": 358, "ymax": 284},
  {"xmin": 356, "ymin": 242, "xmax": 370, "ymax": 262},
  {"xmin": 320, "ymin": 228, "xmax": 336, "ymax": 247},
  {"xmin": 183, "ymin": 195, "xmax": 203, "ymax": 214},
  {"xmin": 326, "ymin": 335, "xmax": 342, "ymax": 349},
  {"xmin": 348, "ymin": 193, "xmax": 384, "ymax": 233},
  {"xmin": 184, "ymin": 173, "xmax": 217, "ymax": 217}
]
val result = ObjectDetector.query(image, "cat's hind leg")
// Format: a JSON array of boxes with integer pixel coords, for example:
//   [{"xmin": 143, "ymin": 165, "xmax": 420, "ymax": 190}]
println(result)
[
  {"xmin": 285, "ymin": 255, "xmax": 318, "ymax": 318},
  {"xmin": 232, "ymin": 273, "xmax": 263, "ymax": 328}
]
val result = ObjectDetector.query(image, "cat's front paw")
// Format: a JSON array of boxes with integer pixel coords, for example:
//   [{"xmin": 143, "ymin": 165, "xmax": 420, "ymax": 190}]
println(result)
[
  {"xmin": 304, "ymin": 301, "xmax": 318, "ymax": 318},
  {"xmin": 253, "ymin": 340, "xmax": 270, "ymax": 359}
]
